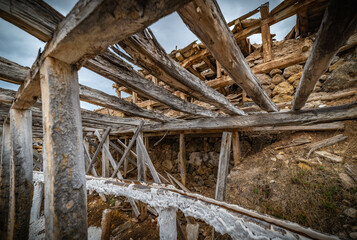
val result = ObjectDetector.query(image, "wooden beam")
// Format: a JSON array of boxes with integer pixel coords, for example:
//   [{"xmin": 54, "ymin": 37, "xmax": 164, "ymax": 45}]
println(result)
[
  {"xmin": 0, "ymin": 122, "xmax": 11, "ymax": 239},
  {"xmin": 79, "ymin": 84, "xmax": 171, "ymax": 122},
  {"xmin": 0, "ymin": 56, "xmax": 29, "ymax": 84},
  {"xmin": 232, "ymin": 131, "xmax": 241, "ymax": 167},
  {"xmin": 117, "ymin": 103, "xmax": 357, "ymax": 134},
  {"xmin": 8, "ymin": 108, "xmax": 33, "ymax": 239},
  {"xmin": 0, "ymin": 0, "xmax": 62, "ymax": 42},
  {"xmin": 292, "ymin": 0, "xmax": 357, "ymax": 110},
  {"xmin": 118, "ymin": 31, "xmax": 244, "ymax": 115},
  {"xmin": 178, "ymin": 0, "xmax": 278, "ymax": 112},
  {"xmin": 215, "ymin": 132, "xmax": 232, "ymax": 201},
  {"xmin": 179, "ymin": 134, "xmax": 186, "ymax": 186},
  {"xmin": 86, "ymin": 52, "xmax": 218, "ymax": 118},
  {"xmin": 260, "ymin": 3, "xmax": 272, "ymax": 62},
  {"xmin": 40, "ymin": 57, "xmax": 87, "ymax": 239}
]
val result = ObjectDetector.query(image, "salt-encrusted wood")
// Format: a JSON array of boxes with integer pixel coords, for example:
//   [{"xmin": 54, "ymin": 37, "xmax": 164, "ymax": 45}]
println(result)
[
  {"xmin": 156, "ymin": 207, "xmax": 178, "ymax": 240},
  {"xmin": 8, "ymin": 108, "xmax": 33, "ymax": 239},
  {"xmin": 0, "ymin": 122, "xmax": 11, "ymax": 239},
  {"xmin": 30, "ymin": 182, "xmax": 43, "ymax": 223},
  {"xmin": 292, "ymin": 0, "xmax": 357, "ymax": 110},
  {"xmin": 40, "ymin": 57, "xmax": 87, "ymax": 239},
  {"xmin": 178, "ymin": 0, "xmax": 278, "ymax": 112},
  {"xmin": 215, "ymin": 132, "xmax": 231, "ymax": 201},
  {"xmin": 118, "ymin": 30, "xmax": 245, "ymax": 115},
  {"xmin": 85, "ymin": 52, "xmax": 219, "ymax": 118},
  {"xmin": 33, "ymin": 172, "xmax": 341, "ymax": 240}
]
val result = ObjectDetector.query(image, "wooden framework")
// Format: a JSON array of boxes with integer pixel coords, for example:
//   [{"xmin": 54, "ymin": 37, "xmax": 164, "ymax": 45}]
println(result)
[{"xmin": 0, "ymin": 0, "xmax": 355, "ymax": 239}]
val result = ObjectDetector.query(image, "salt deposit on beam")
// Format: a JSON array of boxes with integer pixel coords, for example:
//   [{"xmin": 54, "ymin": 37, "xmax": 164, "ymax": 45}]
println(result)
[{"xmin": 33, "ymin": 171, "xmax": 340, "ymax": 240}]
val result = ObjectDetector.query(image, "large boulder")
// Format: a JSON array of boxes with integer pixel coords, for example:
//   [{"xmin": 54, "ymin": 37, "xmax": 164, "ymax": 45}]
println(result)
[
  {"xmin": 273, "ymin": 81, "xmax": 294, "ymax": 96},
  {"xmin": 283, "ymin": 64, "xmax": 303, "ymax": 78},
  {"xmin": 256, "ymin": 74, "xmax": 271, "ymax": 85},
  {"xmin": 272, "ymin": 74, "xmax": 284, "ymax": 85}
]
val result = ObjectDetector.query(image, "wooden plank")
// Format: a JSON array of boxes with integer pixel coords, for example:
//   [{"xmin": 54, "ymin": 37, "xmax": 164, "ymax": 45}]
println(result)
[
  {"xmin": 215, "ymin": 132, "xmax": 232, "ymax": 201},
  {"xmin": 86, "ymin": 127, "xmax": 111, "ymax": 174},
  {"xmin": 117, "ymin": 103, "xmax": 357, "ymax": 134},
  {"xmin": 111, "ymin": 121, "xmax": 144, "ymax": 178},
  {"xmin": 40, "ymin": 56, "xmax": 87, "ymax": 239},
  {"xmin": 86, "ymin": 52, "xmax": 218, "ymax": 118},
  {"xmin": 178, "ymin": 0, "xmax": 278, "ymax": 112},
  {"xmin": 292, "ymin": 0, "xmax": 357, "ymax": 110},
  {"xmin": 8, "ymin": 108, "xmax": 33, "ymax": 239},
  {"xmin": 232, "ymin": 131, "xmax": 241, "ymax": 167},
  {"xmin": 260, "ymin": 3, "xmax": 272, "ymax": 62},
  {"xmin": 0, "ymin": 122, "xmax": 11, "ymax": 239},
  {"xmin": 118, "ymin": 32, "xmax": 244, "ymax": 115},
  {"xmin": 179, "ymin": 134, "xmax": 187, "ymax": 186}
]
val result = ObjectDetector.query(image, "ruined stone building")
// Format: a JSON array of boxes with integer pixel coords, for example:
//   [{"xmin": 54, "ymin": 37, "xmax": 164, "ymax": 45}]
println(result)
[{"xmin": 0, "ymin": 0, "xmax": 356, "ymax": 239}]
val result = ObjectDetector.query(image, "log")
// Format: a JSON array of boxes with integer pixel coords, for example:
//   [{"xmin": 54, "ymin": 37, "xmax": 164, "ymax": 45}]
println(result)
[
  {"xmin": 40, "ymin": 56, "xmax": 87, "ymax": 239},
  {"xmin": 0, "ymin": 122, "xmax": 11, "ymax": 239},
  {"xmin": 100, "ymin": 209, "xmax": 112, "ymax": 240},
  {"xmin": 315, "ymin": 151, "xmax": 343, "ymax": 162},
  {"xmin": 292, "ymin": 0, "xmax": 357, "ymax": 110},
  {"xmin": 215, "ymin": 132, "xmax": 232, "ymax": 201},
  {"xmin": 178, "ymin": 0, "xmax": 278, "ymax": 112},
  {"xmin": 307, "ymin": 134, "xmax": 347, "ymax": 158},
  {"xmin": 118, "ymin": 30, "xmax": 244, "ymax": 115},
  {"xmin": 8, "ymin": 108, "xmax": 33, "ymax": 239},
  {"xmin": 116, "ymin": 103, "xmax": 357, "ymax": 134}
]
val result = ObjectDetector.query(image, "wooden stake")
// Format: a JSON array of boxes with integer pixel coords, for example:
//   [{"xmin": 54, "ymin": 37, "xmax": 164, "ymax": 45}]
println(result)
[
  {"xmin": 215, "ymin": 132, "xmax": 232, "ymax": 201},
  {"xmin": 101, "ymin": 209, "xmax": 112, "ymax": 240},
  {"xmin": 232, "ymin": 132, "xmax": 241, "ymax": 167},
  {"xmin": 40, "ymin": 56, "xmax": 87, "ymax": 239},
  {"xmin": 179, "ymin": 134, "xmax": 186, "ymax": 186},
  {"xmin": 0, "ymin": 122, "xmax": 11, "ymax": 239},
  {"xmin": 8, "ymin": 108, "xmax": 33, "ymax": 239}
]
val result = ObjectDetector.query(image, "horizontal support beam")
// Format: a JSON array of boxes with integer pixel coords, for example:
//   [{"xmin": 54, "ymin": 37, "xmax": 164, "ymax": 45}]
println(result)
[{"xmin": 116, "ymin": 103, "xmax": 357, "ymax": 134}]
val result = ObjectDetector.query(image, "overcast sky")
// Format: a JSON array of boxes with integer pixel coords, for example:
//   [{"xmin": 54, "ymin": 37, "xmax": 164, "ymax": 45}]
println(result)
[{"xmin": 0, "ymin": 0, "xmax": 295, "ymax": 110}]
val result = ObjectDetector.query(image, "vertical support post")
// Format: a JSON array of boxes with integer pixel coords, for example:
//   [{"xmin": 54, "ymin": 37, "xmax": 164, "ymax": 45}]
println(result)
[
  {"xmin": 40, "ymin": 56, "xmax": 87, "ymax": 239},
  {"xmin": 8, "ymin": 108, "xmax": 33, "ymax": 239},
  {"xmin": 215, "ymin": 132, "xmax": 232, "ymax": 201},
  {"xmin": 157, "ymin": 207, "xmax": 177, "ymax": 240},
  {"xmin": 30, "ymin": 182, "xmax": 44, "ymax": 223},
  {"xmin": 102, "ymin": 134, "xmax": 110, "ymax": 177},
  {"xmin": 232, "ymin": 132, "xmax": 241, "ymax": 167},
  {"xmin": 260, "ymin": 3, "xmax": 272, "ymax": 62},
  {"xmin": 123, "ymin": 138, "xmax": 129, "ymax": 178},
  {"xmin": 179, "ymin": 134, "xmax": 186, "ymax": 186},
  {"xmin": 101, "ymin": 209, "xmax": 112, "ymax": 240},
  {"xmin": 216, "ymin": 60, "xmax": 222, "ymax": 78},
  {"xmin": 136, "ymin": 131, "xmax": 147, "ymax": 220},
  {"xmin": 0, "ymin": 122, "xmax": 11, "ymax": 239},
  {"xmin": 132, "ymin": 92, "xmax": 138, "ymax": 103}
]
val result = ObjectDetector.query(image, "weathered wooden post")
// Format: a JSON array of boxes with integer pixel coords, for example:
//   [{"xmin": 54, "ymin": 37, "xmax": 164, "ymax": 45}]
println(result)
[
  {"xmin": 260, "ymin": 3, "xmax": 272, "ymax": 62},
  {"xmin": 215, "ymin": 132, "xmax": 232, "ymax": 201},
  {"xmin": 102, "ymin": 134, "xmax": 110, "ymax": 177},
  {"xmin": 0, "ymin": 122, "xmax": 11, "ymax": 239},
  {"xmin": 232, "ymin": 131, "xmax": 241, "ymax": 167},
  {"xmin": 137, "ymin": 131, "xmax": 147, "ymax": 220},
  {"xmin": 40, "ymin": 56, "xmax": 87, "ymax": 239},
  {"xmin": 8, "ymin": 108, "xmax": 33, "ymax": 239},
  {"xmin": 30, "ymin": 182, "xmax": 44, "ymax": 223},
  {"xmin": 179, "ymin": 133, "xmax": 186, "ymax": 186}
]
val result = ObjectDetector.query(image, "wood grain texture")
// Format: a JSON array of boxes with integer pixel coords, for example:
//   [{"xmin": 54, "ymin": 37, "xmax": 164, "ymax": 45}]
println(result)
[
  {"xmin": 8, "ymin": 108, "xmax": 33, "ymax": 239},
  {"xmin": 215, "ymin": 132, "xmax": 231, "ymax": 201},
  {"xmin": 40, "ymin": 57, "xmax": 87, "ymax": 239},
  {"xmin": 118, "ymin": 30, "xmax": 245, "ymax": 115},
  {"xmin": 178, "ymin": 0, "xmax": 278, "ymax": 112},
  {"xmin": 292, "ymin": 0, "xmax": 357, "ymax": 110}
]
